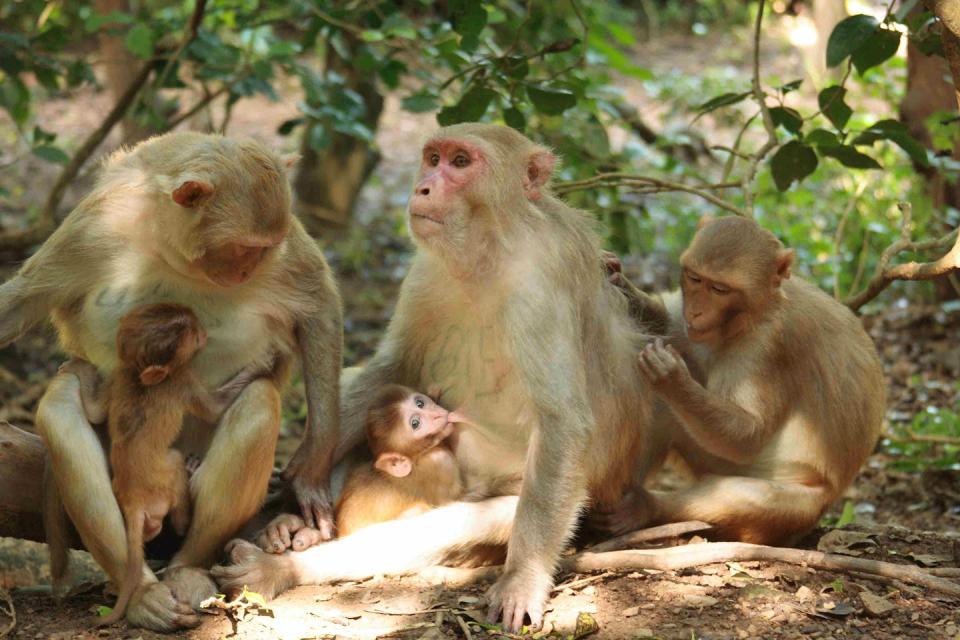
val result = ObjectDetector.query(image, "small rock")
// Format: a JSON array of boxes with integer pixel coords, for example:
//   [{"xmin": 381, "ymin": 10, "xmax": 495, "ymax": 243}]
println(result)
[
  {"xmin": 682, "ymin": 594, "xmax": 718, "ymax": 608},
  {"xmin": 795, "ymin": 585, "xmax": 815, "ymax": 602},
  {"xmin": 860, "ymin": 592, "xmax": 896, "ymax": 617},
  {"xmin": 582, "ymin": 585, "xmax": 597, "ymax": 596},
  {"xmin": 621, "ymin": 605, "xmax": 640, "ymax": 617}
]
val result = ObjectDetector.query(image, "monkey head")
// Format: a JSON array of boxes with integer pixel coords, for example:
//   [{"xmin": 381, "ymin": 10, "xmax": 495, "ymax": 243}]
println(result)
[
  {"xmin": 133, "ymin": 133, "xmax": 294, "ymax": 287},
  {"xmin": 116, "ymin": 303, "xmax": 207, "ymax": 386},
  {"xmin": 679, "ymin": 216, "xmax": 793, "ymax": 347},
  {"xmin": 365, "ymin": 384, "xmax": 465, "ymax": 478},
  {"xmin": 408, "ymin": 124, "xmax": 556, "ymax": 251}
]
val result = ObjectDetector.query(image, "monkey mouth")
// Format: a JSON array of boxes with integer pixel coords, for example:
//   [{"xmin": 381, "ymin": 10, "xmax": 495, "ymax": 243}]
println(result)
[{"xmin": 411, "ymin": 213, "xmax": 444, "ymax": 225}]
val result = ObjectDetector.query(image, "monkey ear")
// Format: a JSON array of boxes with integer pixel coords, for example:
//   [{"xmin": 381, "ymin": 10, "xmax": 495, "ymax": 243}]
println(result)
[
  {"xmin": 172, "ymin": 180, "xmax": 214, "ymax": 208},
  {"xmin": 774, "ymin": 249, "xmax": 794, "ymax": 285},
  {"xmin": 696, "ymin": 215, "xmax": 716, "ymax": 231},
  {"xmin": 523, "ymin": 150, "xmax": 556, "ymax": 201},
  {"xmin": 139, "ymin": 365, "xmax": 170, "ymax": 386},
  {"xmin": 280, "ymin": 153, "xmax": 300, "ymax": 170},
  {"xmin": 374, "ymin": 453, "xmax": 413, "ymax": 478}
]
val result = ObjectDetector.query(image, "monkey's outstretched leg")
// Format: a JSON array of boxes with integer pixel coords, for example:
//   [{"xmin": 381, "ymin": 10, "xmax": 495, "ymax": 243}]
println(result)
[
  {"xmin": 212, "ymin": 496, "xmax": 519, "ymax": 600},
  {"xmin": 653, "ymin": 475, "xmax": 828, "ymax": 545},
  {"xmin": 171, "ymin": 378, "xmax": 281, "ymax": 570}
]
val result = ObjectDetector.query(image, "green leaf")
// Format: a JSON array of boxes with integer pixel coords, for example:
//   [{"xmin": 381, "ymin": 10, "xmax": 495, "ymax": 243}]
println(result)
[
  {"xmin": 694, "ymin": 91, "xmax": 752, "ymax": 117},
  {"xmin": 826, "ymin": 14, "xmax": 879, "ymax": 67},
  {"xmin": 853, "ymin": 119, "xmax": 929, "ymax": 167},
  {"xmin": 806, "ymin": 128, "xmax": 840, "ymax": 148},
  {"xmin": 820, "ymin": 144, "xmax": 881, "ymax": 169},
  {"xmin": 770, "ymin": 140, "xmax": 818, "ymax": 191},
  {"xmin": 818, "ymin": 86, "xmax": 852, "ymax": 131},
  {"xmin": 0, "ymin": 76, "xmax": 30, "ymax": 125},
  {"xmin": 84, "ymin": 10, "xmax": 133, "ymax": 33},
  {"xmin": 851, "ymin": 28, "xmax": 900, "ymax": 75},
  {"xmin": 402, "ymin": 91, "xmax": 439, "ymax": 113},
  {"xmin": 378, "ymin": 59, "xmax": 406, "ymax": 89},
  {"xmin": 503, "ymin": 106, "xmax": 525, "ymax": 131},
  {"xmin": 526, "ymin": 85, "xmax": 577, "ymax": 115},
  {"xmin": 769, "ymin": 106, "xmax": 803, "ymax": 133},
  {"xmin": 277, "ymin": 117, "xmax": 304, "ymax": 136},
  {"xmin": 33, "ymin": 145, "xmax": 70, "ymax": 165},
  {"xmin": 835, "ymin": 500, "xmax": 856, "ymax": 528},
  {"xmin": 500, "ymin": 56, "xmax": 529, "ymax": 80},
  {"xmin": 96, "ymin": 606, "xmax": 113, "ymax": 618},
  {"xmin": 437, "ymin": 86, "xmax": 497, "ymax": 126},
  {"xmin": 360, "ymin": 29, "xmax": 385, "ymax": 42},
  {"xmin": 778, "ymin": 79, "xmax": 803, "ymax": 94},
  {"xmin": 449, "ymin": 0, "xmax": 487, "ymax": 52},
  {"xmin": 125, "ymin": 24, "xmax": 154, "ymax": 59}
]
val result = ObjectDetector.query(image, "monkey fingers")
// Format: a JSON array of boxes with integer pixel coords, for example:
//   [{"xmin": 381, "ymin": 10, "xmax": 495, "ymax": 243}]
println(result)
[
  {"xmin": 292, "ymin": 527, "xmax": 325, "ymax": 551},
  {"xmin": 164, "ymin": 566, "xmax": 217, "ymax": 610},
  {"xmin": 125, "ymin": 582, "xmax": 200, "ymax": 632},
  {"xmin": 290, "ymin": 475, "xmax": 335, "ymax": 540},
  {"xmin": 600, "ymin": 250, "xmax": 622, "ymax": 276}
]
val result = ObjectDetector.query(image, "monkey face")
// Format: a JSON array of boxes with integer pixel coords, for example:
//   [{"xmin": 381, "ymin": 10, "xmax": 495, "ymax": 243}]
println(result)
[
  {"xmin": 408, "ymin": 138, "xmax": 485, "ymax": 241},
  {"xmin": 399, "ymin": 392, "xmax": 459, "ymax": 448},
  {"xmin": 679, "ymin": 267, "xmax": 746, "ymax": 344}
]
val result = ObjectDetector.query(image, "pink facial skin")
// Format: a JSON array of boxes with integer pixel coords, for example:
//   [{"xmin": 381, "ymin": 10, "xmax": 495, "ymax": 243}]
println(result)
[
  {"xmin": 408, "ymin": 139, "xmax": 486, "ymax": 234},
  {"xmin": 398, "ymin": 392, "xmax": 466, "ymax": 450}
]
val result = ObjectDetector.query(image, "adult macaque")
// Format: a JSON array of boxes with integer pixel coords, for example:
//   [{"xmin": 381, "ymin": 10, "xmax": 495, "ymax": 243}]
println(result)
[
  {"xmin": 214, "ymin": 124, "xmax": 665, "ymax": 633},
  {"xmin": 1, "ymin": 132, "xmax": 342, "ymax": 631},
  {"xmin": 258, "ymin": 384, "xmax": 466, "ymax": 552},
  {"xmin": 605, "ymin": 216, "xmax": 885, "ymax": 544}
]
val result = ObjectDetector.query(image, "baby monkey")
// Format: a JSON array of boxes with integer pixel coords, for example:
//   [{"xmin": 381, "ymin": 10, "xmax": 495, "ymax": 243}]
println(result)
[
  {"xmin": 258, "ymin": 385, "xmax": 466, "ymax": 553},
  {"xmin": 62, "ymin": 303, "xmax": 252, "ymax": 625}
]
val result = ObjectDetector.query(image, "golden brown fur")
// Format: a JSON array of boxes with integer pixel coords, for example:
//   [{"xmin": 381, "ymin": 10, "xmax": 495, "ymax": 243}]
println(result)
[
  {"xmin": 612, "ymin": 216, "xmax": 885, "ymax": 544},
  {"xmin": 3, "ymin": 132, "xmax": 342, "ymax": 631},
  {"xmin": 213, "ymin": 124, "xmax": 665, "ymax": 632}
]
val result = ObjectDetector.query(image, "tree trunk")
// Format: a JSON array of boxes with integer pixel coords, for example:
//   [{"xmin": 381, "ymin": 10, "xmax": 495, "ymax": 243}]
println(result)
[
  {"xmin": 809, "ymin": 0, "xmax": 847, "ymax": 83},
  {"xmin": 293, "ymin": 39, "xmax": 384, "ymax": 235},
  {"xmin": 0, "ymin": 422, "xmax": 46, "ymax": 543},
  {"xmin": 94, "ymin": 0, "xmax": 156, "ymax": 145}
]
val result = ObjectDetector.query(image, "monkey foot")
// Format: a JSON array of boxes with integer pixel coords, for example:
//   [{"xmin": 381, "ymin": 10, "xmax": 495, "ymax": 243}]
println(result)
[
  {"xmin": 125, "ymin": 581, "xmax": 200, "ymax": 632},
  {"xmin": 211, "ymin": 539, "xmax": 297, "ymax": 601},
  {"xmin": 485, "ymin": 569, "xmax": 551, "ymax": 633}
]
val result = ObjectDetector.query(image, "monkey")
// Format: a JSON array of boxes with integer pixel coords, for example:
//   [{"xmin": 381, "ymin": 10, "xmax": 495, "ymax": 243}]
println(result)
[
  {"xmin": 0, "ymin": 132, "xmax": 343, "ymax": 631},
  {"xmin": 257, "ymin": 384, "xmax": 468, "ymax": 553},
  {"xmin": 599, "ymin": 215, "xmax": 885, "ymax": 545},
  {"xmin": 213, "ymin": 123, "xmax": 668, "ymax": 633}
]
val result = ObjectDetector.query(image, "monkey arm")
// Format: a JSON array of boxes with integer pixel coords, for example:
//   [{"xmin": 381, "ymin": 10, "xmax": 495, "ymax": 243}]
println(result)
[
  {"xmin": 58, "ymin": 359, "xmax": 109, "ymax": 424},
  {"xmin": 283, "ymin": 250, "xmax": 344, "ymax": 533},
  {"xmin": 0, "ymin": 212, "xmax": 109, "ymax": 346},
  {"xmin": 493, "ymin": 294, "xmax": 592, "ymax": 629},
  {"xmin": 609, "ymin": 272, "xmax": 671, "ymax": 335},
  {"xmin": 644, "ymin": 346, "xmax": 776, "ymax": 465}
]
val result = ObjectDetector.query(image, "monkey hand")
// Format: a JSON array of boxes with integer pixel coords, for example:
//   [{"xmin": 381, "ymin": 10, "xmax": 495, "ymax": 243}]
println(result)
[
  {"xmin": 257, "ymin": 513, "xmax": 325, "ymax": 553},
  {"xmin": 125, "ymin": 581, "xmax": 200, "ymax": 632},
  {"xmin": 638, "ymin": 338, "xmax": 690, "ymax": 389},
  {"xmin": 57, "ymin": 358, "xmax": 98, "ymax": 380},
  {"xmin": 588, "ymin": 490, "xmax": 657, "ymax": 537},
  {"xmin": 211, "ymin": 539, "xmax": 297, "ymax": 601},
  {"xmin": 601, "ymin": 250, "xmax": 622, "ymax": 279},
  {"xmin": 283, "ymin": 448, "xmax": 336, "ymax": 538},
  {"xmin": 485, "ymin": 567, "xmax": 552, "ymax": 633}
]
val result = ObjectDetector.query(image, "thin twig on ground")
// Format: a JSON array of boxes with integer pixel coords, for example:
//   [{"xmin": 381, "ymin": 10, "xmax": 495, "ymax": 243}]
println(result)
[
  {"xmin": 0, "ymin": 589, "xmax": 15, "ymax": 639},
  {"xmin": 588, "ymin": 520, "xmax": 713, "ymax": 553}
]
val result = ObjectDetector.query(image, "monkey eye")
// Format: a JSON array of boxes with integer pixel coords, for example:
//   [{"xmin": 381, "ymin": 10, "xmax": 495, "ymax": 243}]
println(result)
[
  {"xmin": 428, "ymin": 152, "xmax": 440, "ymax": 167},
  {"xmin": 415, "ymin": 396, "xmax": 425, "ymax": 409},
  {"xmin": 686, "ymin": 271, "xmax": 702, "ymax": 284},
  {"xmin": 711, "ymin": 284, "xmax": 731, "ymax": 295},
  {"xmin": 452, "ymin": 153, "xmax": 470, "ymax": 168},
  {"xmin": 410, "ymin": 415, "xmax": 421, "ymax": 430}
]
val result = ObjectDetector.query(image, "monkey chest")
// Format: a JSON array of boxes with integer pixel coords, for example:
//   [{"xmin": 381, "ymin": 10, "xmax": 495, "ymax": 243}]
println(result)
[{"xmin": 65, "ymin": 272, "xmax": 284, "ymax": 386}]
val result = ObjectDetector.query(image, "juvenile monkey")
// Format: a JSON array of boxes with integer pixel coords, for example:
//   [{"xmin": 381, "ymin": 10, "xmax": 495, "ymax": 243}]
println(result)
[
  {"xmin": 1, "ymin": 133, "xmax": 342, "ymax": 630},
  {"xmin": 258, "ymin": 385, "xmax": 466, "ymax": 552},
  {"xmin": 69, "ymin": 303, "xmax": 245, "ymax": 625},
  {"xmin": 602, "ymin": 216, "xmax": 885, "ymax": 544},
  {"xmin": 214, "ymin": 124, "xmax": 663, "ymax": 632}
]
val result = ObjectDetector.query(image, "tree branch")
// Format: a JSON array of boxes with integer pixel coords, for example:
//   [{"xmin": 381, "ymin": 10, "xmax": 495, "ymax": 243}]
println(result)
[
  {"xmin": 556, "ymin": 174, "xmax": 746, "ymax": 216},
  {"xmin": 0, "ymin": 0, "xmax": 209, "ymax": 252},
  {"xmin": 844, "ymin": 203, "xmax": 960, "ymax": 311},
  {"xmin": 742, "ymin": 0, "xmax": 778, "ymax": 215}
]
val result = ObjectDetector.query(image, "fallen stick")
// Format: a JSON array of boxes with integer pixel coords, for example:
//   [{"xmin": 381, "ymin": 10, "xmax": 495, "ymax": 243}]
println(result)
[
  {"xmin": 564, "ymin": 543, "xmax": 960, "ymax": 597},
  {"xmin": 588, "ymin": 521, "xmax": 713, "ymax": 553}
]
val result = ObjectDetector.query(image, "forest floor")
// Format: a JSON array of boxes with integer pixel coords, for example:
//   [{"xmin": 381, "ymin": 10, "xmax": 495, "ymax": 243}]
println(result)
[{"xmin": 1, "ymin": 15, "xmax": 959, "ymax": 640}]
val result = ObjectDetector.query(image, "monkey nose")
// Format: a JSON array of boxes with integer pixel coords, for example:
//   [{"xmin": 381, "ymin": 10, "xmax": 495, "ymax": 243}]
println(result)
[{"xmin": 418, "ymin": 186, "xmax": 430, "ymax": 196}]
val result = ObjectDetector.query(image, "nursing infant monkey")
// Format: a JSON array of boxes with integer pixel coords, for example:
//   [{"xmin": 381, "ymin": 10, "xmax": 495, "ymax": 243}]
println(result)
[
  {"xmin": 57, "ymin": 303, "xmax": 259, "ymax": 624},
  {"xmin": 258, "ymin": 384, "xmax": 468, "ymax": 552},
  {"xmin": 602, "ymin": 215, "xmax": 885, "ymax": 543}
]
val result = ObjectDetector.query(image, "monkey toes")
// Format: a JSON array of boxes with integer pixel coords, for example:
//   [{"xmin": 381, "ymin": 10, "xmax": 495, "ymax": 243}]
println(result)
[
  {"xmin": 124, "ymin": 581, "xmax": 200, "ymax": 632},
  {"xmin": 212, "ymin": 539, "xmax": 291, "ymax": 601},
  {"xmin": 485, "ymin": 570, "xmax": 551, "ymax": 633},
  {"xmin": 256, "ymin": 513, "xmax": 323, "ymax": 553}
]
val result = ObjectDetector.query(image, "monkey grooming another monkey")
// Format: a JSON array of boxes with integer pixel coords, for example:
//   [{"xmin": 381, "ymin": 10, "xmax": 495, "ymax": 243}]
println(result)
[
  {"xmin": 214, "ymin": 124, "xmax": 664, "ymax": 633},
  {"xmin": 1, "ymin": 132, "xmax": 342, "ymax": 631},
  {"xmin": 258, "ymin": 384, "xmax": 467, "ymax": 552},
  {"xmin": 65, "ymin": 303, "xmax": 247, "ymax": 625},
  {"xmin": 602, "ymin": 215, "xmax": 885, "ymax": 544}
]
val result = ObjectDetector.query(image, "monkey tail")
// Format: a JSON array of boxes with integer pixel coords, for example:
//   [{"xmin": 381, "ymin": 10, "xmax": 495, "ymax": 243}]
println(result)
[{"xmin": 96, "ymin": 509, "xmax": 144, "ymax": 626}]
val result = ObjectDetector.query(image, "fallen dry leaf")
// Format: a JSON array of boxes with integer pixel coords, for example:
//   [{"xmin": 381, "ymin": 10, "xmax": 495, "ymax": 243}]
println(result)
[{"xmin": 860, "ymin": 592, "xmax": 897, "ymax": 617}]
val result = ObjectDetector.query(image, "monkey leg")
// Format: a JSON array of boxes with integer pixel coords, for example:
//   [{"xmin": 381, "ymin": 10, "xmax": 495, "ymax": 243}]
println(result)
[
  {"xmin": 653, "ymin": 475, "xmax": 828, "ymax": 545},
  {"xmin": 170, "ymin": 378, "xmax": 281, "ymax": 570},
  {"xmin": 35, "ymin": 373, "xmax": 149, "ymax": 585},
  {"xmin": 212, "ymin": 496, "xmax": 519, "ymax": 600}
]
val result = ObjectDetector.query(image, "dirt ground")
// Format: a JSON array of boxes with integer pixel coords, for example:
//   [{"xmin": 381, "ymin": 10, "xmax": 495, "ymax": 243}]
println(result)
[{"xmin": 2, "ymin": 14, "xmax": 959, "ymax": 640}]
